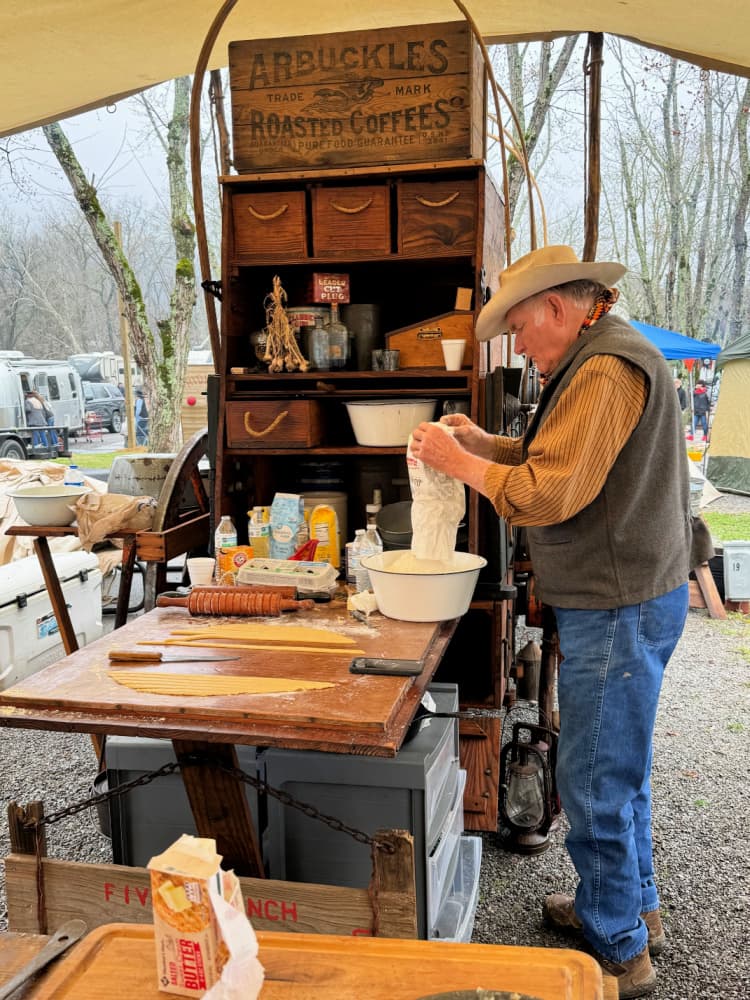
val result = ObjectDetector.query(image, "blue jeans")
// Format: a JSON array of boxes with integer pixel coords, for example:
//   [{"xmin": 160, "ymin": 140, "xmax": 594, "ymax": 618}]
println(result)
[
  {"xmin": 693, "ymin": 413, "xmax": 709, "ymax": 437},
  {"xmin": 553, "ymin": 584, "xmax": 688, "ymax": 963}
]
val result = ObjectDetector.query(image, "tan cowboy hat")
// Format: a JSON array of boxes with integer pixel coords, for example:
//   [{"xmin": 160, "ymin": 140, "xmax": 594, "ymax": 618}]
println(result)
[{"xmin": 475, "ymin": 245, "xmax": 627, "ymax": 342}]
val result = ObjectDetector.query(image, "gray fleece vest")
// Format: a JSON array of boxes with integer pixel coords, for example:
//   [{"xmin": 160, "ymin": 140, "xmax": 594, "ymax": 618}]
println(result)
[{"xmin": 523, "ymin": 314, "xmax": 692, "ymax": 609}]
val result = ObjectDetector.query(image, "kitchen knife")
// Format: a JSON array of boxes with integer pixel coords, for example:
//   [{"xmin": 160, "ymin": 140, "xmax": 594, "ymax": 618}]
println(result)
[
  {"xmin": 108, "ymin": 650, "xmax": 240, "ymax": 663},
  {"xmin": 0, "ymin": 919, "xmax": 87, "ymax": 1000}
]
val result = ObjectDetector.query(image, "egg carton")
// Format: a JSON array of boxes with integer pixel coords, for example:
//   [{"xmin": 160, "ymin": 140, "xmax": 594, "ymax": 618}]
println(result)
[{"xmin": 236, "ymin": 558, "xmax": 338, "ymax": 594}]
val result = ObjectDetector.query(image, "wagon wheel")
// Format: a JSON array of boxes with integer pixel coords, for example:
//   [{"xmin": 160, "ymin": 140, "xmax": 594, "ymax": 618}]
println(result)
[{"xmin": 143, "ymin": 428, "xmax": 212, "ymax": 611}]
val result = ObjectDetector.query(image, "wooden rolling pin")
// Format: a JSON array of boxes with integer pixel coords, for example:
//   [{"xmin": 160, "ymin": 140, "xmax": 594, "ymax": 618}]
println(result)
[{"xmin": 156, "ymin": 588, "xmax": 313, "ymax": 616}]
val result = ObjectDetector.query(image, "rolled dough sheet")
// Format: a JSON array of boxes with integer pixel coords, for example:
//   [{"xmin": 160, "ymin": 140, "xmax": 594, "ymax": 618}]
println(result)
[
  {"xmin": 107, "ymin": 671, "xmax": 335, "ymax": 697},
  {"xmin": 167, "ymin": 624, "xmax": 358, "ymax": 646},
  {"xmin": 156, "ymin": 639, "xmax": 364, "ymax": 656}
]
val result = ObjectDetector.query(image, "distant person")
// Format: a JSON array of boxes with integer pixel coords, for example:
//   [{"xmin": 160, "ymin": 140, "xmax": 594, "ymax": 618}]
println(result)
[
  {"xmin": 674, "ymin": 377, "xmax": 687, "ymax": 410},
  {"xmin": 40, "ymin": 393, "xmax": 59, "ymax": 447},
  {"xmin": 134, "ymin": 387, "xmax": 149, "ymax": 446},
  {"xmin": 24, "ymin": 390, "xmax": 49, "ymax": 447},
  {"xmin": 693, "ymin": 380, "xmax": 710, "ymax": 438}
]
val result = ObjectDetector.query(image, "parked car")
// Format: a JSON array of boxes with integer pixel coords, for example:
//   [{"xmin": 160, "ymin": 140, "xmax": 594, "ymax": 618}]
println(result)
[{"xmin": 83, "ymin": 381, "xmax": 125, "ymax": 433}]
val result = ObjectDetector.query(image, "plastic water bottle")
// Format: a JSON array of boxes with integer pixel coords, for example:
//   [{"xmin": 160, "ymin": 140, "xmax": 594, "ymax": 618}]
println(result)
[
  {"xmin": 347, "ymin": 528, "xmax": 367, "ymax": 585},
  {"xmin": 63, "ymin": 464, "xmax": 84, "ymax": 488},
  {"xmin": 214, "ymin": 515, "xmax": 237, "ymax": 582}
]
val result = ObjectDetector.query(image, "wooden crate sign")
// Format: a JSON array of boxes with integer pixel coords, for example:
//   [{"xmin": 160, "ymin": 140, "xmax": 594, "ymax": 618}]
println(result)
[
  {"xmin": 229, "ymin": 21, "xmax": 486, "ymax": 172},
  {"xmin": 4, "ymin": 854, "xmax": 417, "ymax": 939}
]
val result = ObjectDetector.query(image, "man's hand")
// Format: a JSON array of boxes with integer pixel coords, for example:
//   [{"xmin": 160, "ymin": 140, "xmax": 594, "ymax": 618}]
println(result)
[
  {"xmin": 409, "ymin": 421, "xmax": 464, "ymax": 474},
  {"xmin": 440, "ymin": 413, "xmax": 498, "ymax": 460}
]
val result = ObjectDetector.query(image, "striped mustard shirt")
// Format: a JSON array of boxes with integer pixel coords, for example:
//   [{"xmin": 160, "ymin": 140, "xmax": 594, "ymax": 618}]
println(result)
[{"xmin": 484, "ymin": 354, "xmax": 648, "ymax": 527}]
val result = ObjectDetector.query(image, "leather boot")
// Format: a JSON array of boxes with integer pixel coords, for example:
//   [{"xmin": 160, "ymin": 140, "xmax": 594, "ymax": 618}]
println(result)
[
  {"xmin": 543, "ymin": 894, "xmax": 665, "ymax": 956},
  {"xmin": 593, "ymin": 945, "xmax": 657, "ymax": 999}
]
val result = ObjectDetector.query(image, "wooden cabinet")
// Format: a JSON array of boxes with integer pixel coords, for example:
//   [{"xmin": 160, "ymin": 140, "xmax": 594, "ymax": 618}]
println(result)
[{"xmin": 216, "ymin": 158, "xmax": 512, "ymax": 830}]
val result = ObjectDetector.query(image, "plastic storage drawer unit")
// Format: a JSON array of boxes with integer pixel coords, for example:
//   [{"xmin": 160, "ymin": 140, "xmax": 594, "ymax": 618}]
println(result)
[
  {"xmin": 263, "ymin": 683, "xmax": 460, "ymax": 939},
  {"xmin": 430, "ymin": 835, "xmax": 483, "ymax": 942}
]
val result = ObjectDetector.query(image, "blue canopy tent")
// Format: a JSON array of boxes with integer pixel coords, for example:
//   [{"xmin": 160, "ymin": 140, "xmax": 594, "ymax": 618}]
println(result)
[{"xmin": 630, "ymin": 320, "xmax": 721, "ymax": 361}]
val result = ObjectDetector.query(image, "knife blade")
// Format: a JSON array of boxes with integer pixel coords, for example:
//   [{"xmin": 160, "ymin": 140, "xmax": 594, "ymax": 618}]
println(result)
[
  {"xmin": 0, "ymin": 919, "xmax": 87, "ymax": 1000},
  {"xmin": 108, "ymin": 650, "xmax": 240, "ymax": 664}
]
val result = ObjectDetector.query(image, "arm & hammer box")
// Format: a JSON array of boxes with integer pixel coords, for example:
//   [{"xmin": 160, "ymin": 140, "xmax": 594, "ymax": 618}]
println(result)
[{"xmin": 148, "ymin": 835, "xmax": 243, "ymax": 997}]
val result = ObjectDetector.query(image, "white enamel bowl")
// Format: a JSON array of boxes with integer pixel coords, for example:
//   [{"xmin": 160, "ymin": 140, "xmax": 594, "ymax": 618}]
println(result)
[
  {"xmin": 8, "ymin": 484, "xmax": 91, "ymax": 526},
  {"xmin": 345, "ymin": 399, "xmax": 436, "ymax": 446},
  {"xmin": 361, "ymin": 549, "xmax": 487, "ymax": 622}
]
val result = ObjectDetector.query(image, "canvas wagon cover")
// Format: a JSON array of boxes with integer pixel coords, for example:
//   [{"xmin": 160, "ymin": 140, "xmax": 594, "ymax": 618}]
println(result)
[{"xmin": 2, "ymin": 1, "xmax": 750, "ymax": 140}]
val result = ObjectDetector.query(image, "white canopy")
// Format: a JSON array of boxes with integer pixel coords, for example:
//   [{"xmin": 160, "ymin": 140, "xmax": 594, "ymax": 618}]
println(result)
[{"xmin": 2, "ymin": 0, "xmax": 750, "ymax": 139}]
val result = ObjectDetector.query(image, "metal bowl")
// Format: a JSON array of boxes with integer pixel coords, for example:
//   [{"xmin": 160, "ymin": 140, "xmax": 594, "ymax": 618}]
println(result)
[
  {"xmin": 8, "ymin": 484, "xmax": 91, "ymax": 526},
  {"xmin": 376, "ymin": 501, "xmax": 467, "ymax": 551}
]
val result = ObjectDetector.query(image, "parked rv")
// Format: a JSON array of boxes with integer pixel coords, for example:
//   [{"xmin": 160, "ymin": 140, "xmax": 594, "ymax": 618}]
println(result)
[
  {"xmin": 8, "ymin": 360, "xmax": 85, "ymax": 436},
  {"xmin": 69, "ymin": 352, "xmax": 143, "ymax": 387},
  {"xmin": 0, "ymin": 358, "xmax": 79, "ymax": 458}
]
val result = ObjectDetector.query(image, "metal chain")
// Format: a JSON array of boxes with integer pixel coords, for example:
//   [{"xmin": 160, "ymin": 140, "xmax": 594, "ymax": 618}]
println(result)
[{"xmin": 27, "ymin": 753, "xmax": 394, "ymax": 853}]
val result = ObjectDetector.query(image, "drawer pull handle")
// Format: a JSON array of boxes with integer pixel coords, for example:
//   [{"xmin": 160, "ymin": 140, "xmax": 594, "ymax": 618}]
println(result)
[
  {"xmin": 243, "ymin": 409, "xmax": 289, "ymax": 437},
  {"xmin": 247, "ymin": 203, "xmax": 288, "ymax": 221},
  {"xmin": 330, "ymin": 198, "xmax": 373, "ymax": 215},
  {"xmin": 415, "ymin": 192, "xmax": 461, "ymax": 208}
]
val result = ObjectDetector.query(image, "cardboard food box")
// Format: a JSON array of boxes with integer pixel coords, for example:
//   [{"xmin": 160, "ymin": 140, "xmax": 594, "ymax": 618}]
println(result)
[
  {"xmin": 148, "ymin": 835, "xmax": 243, "ymax": 997},
  {"xmin": 229, "ymin": 21, "xmax": 486, "ymax": 172}
]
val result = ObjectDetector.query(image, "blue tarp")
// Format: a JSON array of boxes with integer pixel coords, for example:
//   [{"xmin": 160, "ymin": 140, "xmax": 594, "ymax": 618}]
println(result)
[{"xmin": 630, "ymin": 320, "xmax": 722, "ymax": 361}]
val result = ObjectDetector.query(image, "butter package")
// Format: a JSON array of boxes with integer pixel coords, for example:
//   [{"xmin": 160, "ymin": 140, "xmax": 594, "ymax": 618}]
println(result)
[{"xmin": 148, "ymin": 835, "xmax": 245, "ymax": 997}]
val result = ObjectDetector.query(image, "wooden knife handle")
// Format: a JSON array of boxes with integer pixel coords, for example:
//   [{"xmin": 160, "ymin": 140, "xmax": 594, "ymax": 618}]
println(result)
[
  {"xmin": 109, "ymin": 650, "xmax": 163, "ymax": 662},
  {"xmin": 155, "ymin": 595, "xmax": 190, "ymax": 608}
]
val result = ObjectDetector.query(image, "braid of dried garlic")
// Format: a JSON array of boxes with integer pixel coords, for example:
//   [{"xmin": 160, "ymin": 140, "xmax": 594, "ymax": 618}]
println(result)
[{"xmin": 262, "ymin": 275, "xmax": 310, "ymax": 373}]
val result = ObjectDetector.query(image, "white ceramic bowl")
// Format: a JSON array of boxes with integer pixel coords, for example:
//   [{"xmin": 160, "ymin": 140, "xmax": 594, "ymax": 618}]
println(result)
[
  {"xmin": 345, "ymin": 399, "xmax": 436, "ymax": 446},
  {"xmin": 361, "ymin": 549, "xmax": 487, "ymax": 622},
  {"xmin": 8, "ymin": 484, "xmax": 91, "ymax": 526}
]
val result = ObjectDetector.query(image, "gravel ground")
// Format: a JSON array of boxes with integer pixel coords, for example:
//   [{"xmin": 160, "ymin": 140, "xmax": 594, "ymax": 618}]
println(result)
[{"xmin": 0, "ymin": 494, "xmax": 748, "ymax": 999}]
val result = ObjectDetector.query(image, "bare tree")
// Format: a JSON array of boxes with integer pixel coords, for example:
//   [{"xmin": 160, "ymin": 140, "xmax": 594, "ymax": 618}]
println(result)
[
  {"xmin": 41, "ymin": 77, "xmax": 196, "ymax": 450},
  {"xmin": 601, "ymin": 43, "xmax": 749, "ymax": 345},
  {"xmin": 501, "ymin": 37, "xmax": 580, "ymax": 227}
]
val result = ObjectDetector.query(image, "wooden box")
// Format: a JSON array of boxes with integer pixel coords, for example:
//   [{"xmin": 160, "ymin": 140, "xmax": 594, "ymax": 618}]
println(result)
[
  {"xmin": 229, "ymin": 21, "xmax": 486, "ymax": 173},
  {"xmin": 398, "ymin": 178, "xmax": 477, "ymax": 256},
  {"xmin": 231, "ymin": 190, "xmax": 307, "ymax": 259},
  {"xmin": 312, "ymin": 184, "xmax": 390, "ymax": 256},
  {"xmin": 386, "ymin": 312, "xmax": 474, "ymax": 368},
  {"xmin": 226, "ymin": 400, "xmax": 323, "ymax": 448}
]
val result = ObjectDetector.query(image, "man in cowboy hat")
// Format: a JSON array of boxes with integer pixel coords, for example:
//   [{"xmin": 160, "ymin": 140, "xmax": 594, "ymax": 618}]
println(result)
[{"xmin": 410, "ymin": 245, "xmax": 711, "ymax": 998}]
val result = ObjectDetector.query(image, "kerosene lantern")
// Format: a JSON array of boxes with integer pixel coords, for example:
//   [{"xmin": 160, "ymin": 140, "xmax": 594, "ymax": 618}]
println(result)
[{"xmin": 499, "ymin": 720, "xmax": 559, "ymax": 855}]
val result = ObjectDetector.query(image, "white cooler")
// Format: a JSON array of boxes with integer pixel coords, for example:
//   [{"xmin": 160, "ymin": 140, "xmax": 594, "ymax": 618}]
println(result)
[{"xmin": 0, "ymin": 551, "xmax": 103, "ymax": 691}]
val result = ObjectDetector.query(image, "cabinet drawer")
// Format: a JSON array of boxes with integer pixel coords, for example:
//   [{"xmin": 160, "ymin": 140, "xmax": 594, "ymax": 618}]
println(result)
[
  {"xmin": 226, "ymin": 400, "xmax": 322, "ymax": 448},
  {"xmin": 397, "ymin": 179, "xmax": 477, "ymax": 256},
  {"xmin": 232, "ymin": 190, "xmax": 307, "ymax": 259},
  {"xmin": 312, "ymin": 185, "xmax": 390, "ymax": 257}
]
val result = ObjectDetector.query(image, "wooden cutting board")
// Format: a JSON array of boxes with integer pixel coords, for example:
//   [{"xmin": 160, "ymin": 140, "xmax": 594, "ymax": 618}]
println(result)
[{"xmin": 27, "ymin": 924, "xmax": 608, "ymax": 999}]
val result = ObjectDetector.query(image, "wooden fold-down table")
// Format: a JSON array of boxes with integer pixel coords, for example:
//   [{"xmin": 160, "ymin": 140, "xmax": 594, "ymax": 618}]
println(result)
[{"xmin": 0, "ymin": 601, "xmax": 455, "ymax": 877}]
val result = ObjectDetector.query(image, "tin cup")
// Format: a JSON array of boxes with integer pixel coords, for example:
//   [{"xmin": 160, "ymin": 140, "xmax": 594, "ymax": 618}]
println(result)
[
  {"xmin": 382, "ymin": 349, "xmax": 400, "ymax": 371},
  {"xmin": 371, "ymin": 349, "xmax": 385, "ymax": 371}
]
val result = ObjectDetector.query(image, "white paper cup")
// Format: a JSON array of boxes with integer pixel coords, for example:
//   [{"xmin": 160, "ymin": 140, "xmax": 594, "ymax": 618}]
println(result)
[
  {"xmin": 441, "ymin": 339, "xmax": 465, "ymax": 371},
  {"xmin": 186, "ymin": 557, "xmax": 215, "ymax": 586}
]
